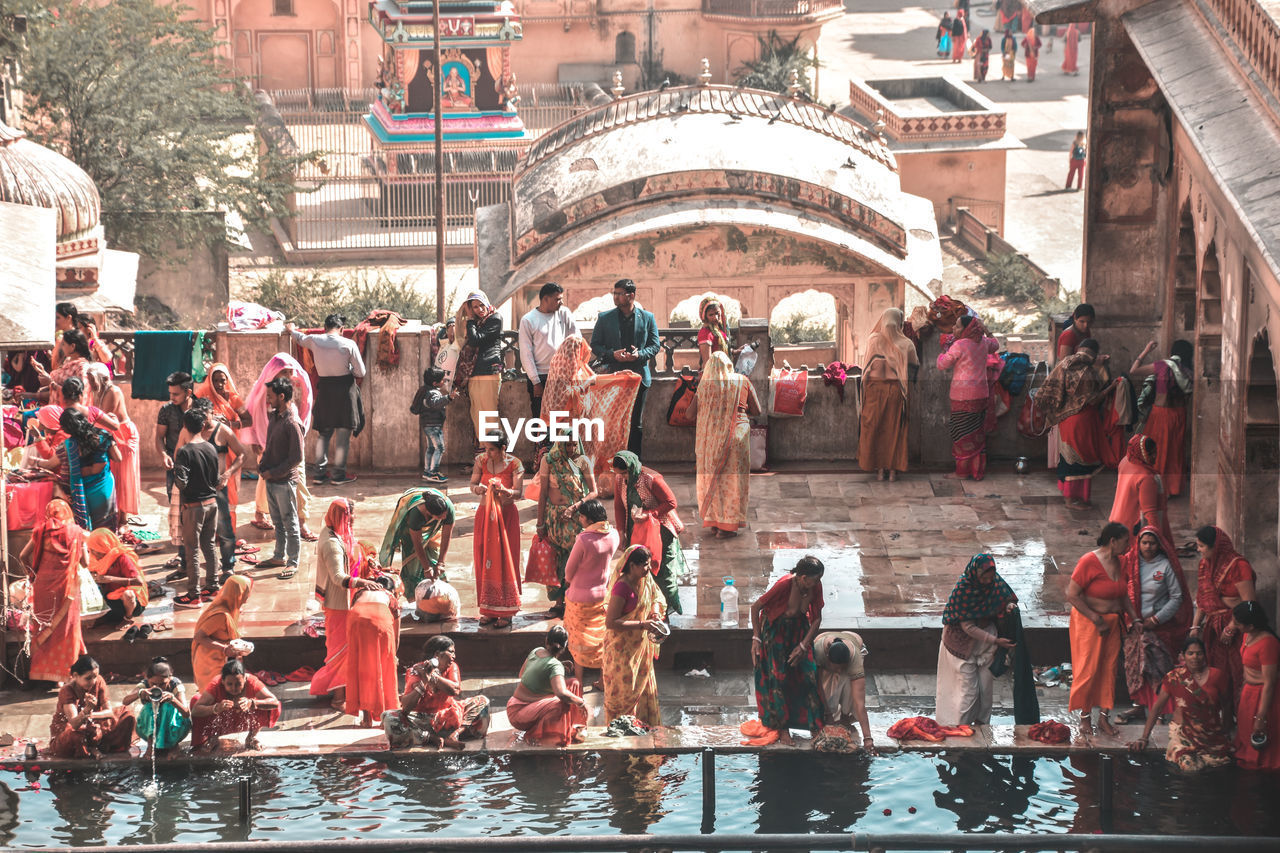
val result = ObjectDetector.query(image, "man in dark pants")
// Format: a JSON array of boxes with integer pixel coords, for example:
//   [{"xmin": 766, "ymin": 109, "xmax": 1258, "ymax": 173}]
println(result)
[
  {"xmin": 288, "ymin": 314, "xmax": 365, "ymax": 485},
  {"xmin": 155, "ymin": 371, "xmax": 194, "ymax": 583},
  {"xmin": 518, "ymin": 281, "xmax": 580, "ymax": 419},
  {"xmin": 590, "ymin": 279, "xmax": 660, "ymax": 455}
]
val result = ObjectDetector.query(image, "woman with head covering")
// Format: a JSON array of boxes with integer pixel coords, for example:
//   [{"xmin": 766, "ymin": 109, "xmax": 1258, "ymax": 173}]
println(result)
[
  {"xmin": 603, "ymin": 544, "xmax": 666, "ymax": 726},
  {"xmin": 19, "ymin": 500, "xmax": 88, "ymax": 682},
  {"xmin": 87, "ymin": 528, "xmax": 149, "ymax": 628},
  {"xmin": 1189, "ymin": 525, "xmax": 1257, "ymax": 707},
  {"xmin": 1132, "ymin": 339, "xmax": 1193, "ymax": 496},
  {"xmin": 195, "ymin": 363, "xmax": 251, "ymax": 532},
  {"xmin": 42, "ymin": 407, "xmax": 118, "ymax": 530},
  {"xmin": 1036, "ymin": 338, "xmax": 1116, "ymax": 507},
  {"xmin": 936, "ymin": 314, "xmax": 1000, "ymax": 481},
  {"xmin": 536, "ymin": 434, "xmax": 597, "ymax": 616},
  {"xmin": 344, "ymin": 574, "xmax": 401, "ymax": 727},
  {"xmin": 1109, "ymin": 435, "xmax": 1173, "ymax": 544},
  {"xmin": 972, "ymin": 28, "xmax": 994, "ymax": 82},
  {"xmin": 750, "ymin": 556, "xmax": 827, "ymax": 744},
  {"xmin": 1116, "ymin": 525, "xmax": 1190, "ymax": 721},
  {"xmin": 460, "ymin": 291, "xmax": 504, "ymax": 442},
  {"xmin": 690, "ymin": 351, "xmax": 761, "ymax": 537},
  {"xmin": 469, "ymin": 441, "xmax": 525, "ymax": 628},
  {"xmin": 1128, "ymin": 636, "xmax": 1233, "ymax": 772},
  {"xmin": 1232, "ymin": 600, "xmax": 1280, "ymax": 769},
  {"xmin": 935, "ymin": 554, "xmax": 1018, "ymax": 726},
  {"xmin": 1067, "ymin": 523, "xmax": 1140, "ymax": 737},
  {"xmin": 859, "ymin": 307, "xmax": 919, "ymax": 481},
  {"xmin": 696, "ymin": 297, "xmax": 734, "ymax": 370},
  {"xmin": 310, "ymin": 498, "xmax": 382, "ymax": 709},
  {"xmin": 379, "ymin": 487, "xmax": 456, "ymax": 593},
  {"xmin": 191, "ymin": 575, "xmax": 254, "ymax": 692},
  {"xmin": 611, "ymin": 451, "xmax": 686, "ymax": 615},
  {"xmin": 244, "ymin": 353, "xmax": 315, "ymax": 537}
]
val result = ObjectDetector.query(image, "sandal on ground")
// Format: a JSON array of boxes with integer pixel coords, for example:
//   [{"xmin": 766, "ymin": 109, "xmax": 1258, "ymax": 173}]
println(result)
[
  {"xmin": 238, "ymin": 554, "xmax": 259, "ymax": 565},
  {"xmin": 491, "ymin": 618, "xmax": 511, "ymax": 629},
  {"xmin": 478, "ymin": 616, "xmax": 495, "ymax": 626},
  {"xmin": 300, "ymin": 530, "xmax": 319, "ymax": 542},
  {"xmin": 250, "ymin": 518, "xmax": 274, "ymax": 531},
  {"xmin": 276, "ymin": 568, "xmax": 298, "ymax": 580},
  {"xmin": 235, "ymin": 544, "xmax": 261, "ymax": 555}
]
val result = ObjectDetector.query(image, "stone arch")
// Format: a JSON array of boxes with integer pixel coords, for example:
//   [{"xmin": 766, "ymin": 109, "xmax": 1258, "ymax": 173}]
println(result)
[
  {"xmin": 572, "ymin": 293, "xmax": 614, "ymax": 324},
  {"xmin": 1243, "ymin": 330, "xmax": 1280, "ymax": 563},
  {"xmin": 769, "ymin": 289, "xmax": 842, "ymax": 364},
  {"xmin": 1169, "ymin": 200, "xmax": 1196, "ymax": 335},
  {"xmin": 615, "ymin": 31, "xmax": 637, "ymax": 64},
  {"xmin": 668, "ymin": 291, "xmax": 744, "ymax": 326},
  {"xmin": 1199, "ymin": 238, "xmax": 1223, "ymax": 331}
]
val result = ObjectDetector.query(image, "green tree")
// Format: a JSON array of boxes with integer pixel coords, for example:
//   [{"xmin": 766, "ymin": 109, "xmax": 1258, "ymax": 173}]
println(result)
[
  {"xmin": 15, "ymin": 0, "xmax": 310, "ymax": 255},
  {"xmin": 732, "ymin": 31, "xmax": 818, "ymax": 96}
]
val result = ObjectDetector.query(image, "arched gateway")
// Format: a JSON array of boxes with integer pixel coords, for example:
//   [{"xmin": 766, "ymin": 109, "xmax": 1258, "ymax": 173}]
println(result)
[{"xmin": 475, "ymin": 85, "xmax": 942, "ymax": 362}]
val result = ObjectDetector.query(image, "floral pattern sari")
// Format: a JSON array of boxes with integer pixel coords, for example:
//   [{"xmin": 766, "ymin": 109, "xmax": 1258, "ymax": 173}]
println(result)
[
  {"xmin": 1162, "ymin": 665, "xmax": 1233, "ymax": 772},
  {"xmin": 603, "ymin": 546, "xmax": 664, "ymax": 725}
]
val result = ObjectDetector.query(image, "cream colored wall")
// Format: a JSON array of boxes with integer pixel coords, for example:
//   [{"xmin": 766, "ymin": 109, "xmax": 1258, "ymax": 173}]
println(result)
[{"xmin": 895, "ymin": 148, "xmax": 1007, "ymax": 234}]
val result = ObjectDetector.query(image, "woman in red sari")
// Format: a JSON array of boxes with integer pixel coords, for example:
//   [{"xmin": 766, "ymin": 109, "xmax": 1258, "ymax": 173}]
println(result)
[
  {"xmin": 1109, "ymin": 435, "xmax": 1173, "ymax": 544},
  {"xmin": 1061, "ymin": 22, "xmax": 1080, "ymax": 74},
  {"xmin": 49, "ymin": 654, "xmax": 136, "ymax": 759},
  {"xmin": 1189, "ymin": 525, "xmax": 1256, "ymax": 709},
  {"xmin": 1133, "ymin": 340, "xmax": 1193, "ymax": 497},
  {"xmin": 1129, "ymin": 637, "xmax": 1232, "ymax": 772},
  {"xmin": 1231, "ymin": 601, "xmax": 1280, "ymax": 770},
  {"xmin": 1038, "ymin": 339, "xmax": 1115, "ymax": 507},
  {"xmin": 470, "ymin": 441, "xmax": 524, "ymax": 627},
  {"xmin": 195, "ymin": 363, "xmax": 252, "ymax": 532},
  {"xmin": 344, "ymin": 576, "xmax": 401, "ymax": 727},
  {"xmin": 1118, "ymin": 525, "xmax": 1190, "ymax": 717},
  {"xmin": 20, "ymin": 500, "xmax": 87, "ymax": 683}
]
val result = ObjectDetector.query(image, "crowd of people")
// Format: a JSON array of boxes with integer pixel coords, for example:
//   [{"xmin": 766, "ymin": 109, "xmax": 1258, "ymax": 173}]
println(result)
[{"xmin": 934, "ymin": 1, "xmax": 1081, "ymax": 85}]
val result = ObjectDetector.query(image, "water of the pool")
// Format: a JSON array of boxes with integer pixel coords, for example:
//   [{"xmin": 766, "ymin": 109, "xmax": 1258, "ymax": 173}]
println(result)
[{"xmin": 3, "ymin": 751, "xmax": 1279, "ymax": 847}]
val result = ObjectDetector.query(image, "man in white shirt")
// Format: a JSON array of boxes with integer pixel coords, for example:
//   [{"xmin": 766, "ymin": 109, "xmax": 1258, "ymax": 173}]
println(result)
[
  {"xmin": 287, "ymin": 314, "xmax": 366, "ymax": 485},
  {"xmin": 517, "ymin": 282, "xmax": 580, "ymax": 417}
]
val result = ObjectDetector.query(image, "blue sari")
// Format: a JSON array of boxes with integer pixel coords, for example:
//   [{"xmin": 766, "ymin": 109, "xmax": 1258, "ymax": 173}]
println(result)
[{"xmin": 64, "ymin": 437, "xmax": 117, "ymax": 531}]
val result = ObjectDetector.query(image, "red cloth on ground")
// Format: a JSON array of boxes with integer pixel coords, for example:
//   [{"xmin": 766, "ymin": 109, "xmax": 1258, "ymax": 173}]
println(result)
[
  {"xmin": 1028, "ymin": 720, "xmax": 1072, "ymax": 744},
  {"xmin": 887, "ymin": 716, "xmax": 974, "ymax": 741}
]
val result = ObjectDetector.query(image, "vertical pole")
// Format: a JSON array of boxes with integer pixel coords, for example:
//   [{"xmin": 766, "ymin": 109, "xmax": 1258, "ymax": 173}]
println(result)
[
  {"xmin": 432, "ymin": 0, "xmax": 447, "ymax": 322},
  {"xmin": 700, "ymin": 746, "xmax": 715, "ymax": 835},
  {"xmin": 239, "ymin": 777, "xmax": 252, "ymax": 824},
  {"xmin": 1098, "ymin": 753, "xmax": 1113, "ymax": 833}
]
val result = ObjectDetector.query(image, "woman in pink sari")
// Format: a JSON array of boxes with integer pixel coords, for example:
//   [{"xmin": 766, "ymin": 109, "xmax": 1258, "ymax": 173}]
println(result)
[
  {"xmin": 936, "ymin": 315, "xmax": 1000, "ymax": 481},
  {"xmin": 20, "ymin": 500, "xmax": 88, "ymax": 683},
  {"xmin": 245, "ymin": 353, "xmax": 315, "ymax": 536},
  {"xmin": 690, "ymin": 351, "xmax": 761, "ymax": 537},
  {"xmin": 470, "ymin": 442, "xmax": 524, "ymax": 628}
]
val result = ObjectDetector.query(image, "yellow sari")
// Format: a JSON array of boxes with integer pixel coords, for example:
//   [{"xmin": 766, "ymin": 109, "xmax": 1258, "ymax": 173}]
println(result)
[
  {"xmin": 602, "ymin": 546, "xmax": 665, "ymax": 725},
  {"xmin": 694, "ymin": 352, "xmax": 750, "ymax": 531}
]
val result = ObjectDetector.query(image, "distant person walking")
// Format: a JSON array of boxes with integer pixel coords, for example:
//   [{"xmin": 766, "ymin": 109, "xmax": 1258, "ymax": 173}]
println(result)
[
  {"xmin": 1066, "ymin": 131, "xmax": 1086, "ymax": 190},
  {"xmin": 937, "ymin": 12, "xmax": 953, "ymax": 57},
  {"xmin": 1062, "ymin": 23, "xmax": 1081, "ymax": 74},
  {"xmin": 1022, "ymin": 27, "xmax": 1042, "ymax": 81},
  {"xmin": 972, "ymin": 29, "xmax": 993, "ymax": 82},
  {"xmin": 951, "ymin": 11, "xmax": 968, "ymax": 63},
  {"xmin": 1001, "ymin": 30, "xmax": 1017, "ymax": 81}
]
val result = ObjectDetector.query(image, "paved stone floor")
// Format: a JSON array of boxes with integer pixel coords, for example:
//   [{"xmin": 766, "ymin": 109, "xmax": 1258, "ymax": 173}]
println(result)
[{"xmin": 14, "ymin": 464, "xmax": 1197, "ymax": 654}]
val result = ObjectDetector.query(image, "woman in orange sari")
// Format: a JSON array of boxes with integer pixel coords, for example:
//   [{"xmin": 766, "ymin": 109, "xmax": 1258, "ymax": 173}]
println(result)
[
  {"xmin": 195, "ymin": 363, "xmax": 251, "ymax": 533},
  {"xmin": 191, "ymin": 575, "xmax": 253, "ymax": 691},
  {"xmin": 345, "ymin": 576, "xmax": 401, "ymax": 727},
  {"xmin": 859, "ymin": 307, "xmax": 918, "ymax": 481},
  {"xmin": 1061, "ymin": 22, "xmax": 1080, "ymax": 74},
  {"xmin": 1189, "ymin": 525, "xmax": 1256, "ymax": 709},
  {"xmin": 470, "ymin": 441, "xmax": 524, "ymax": 628},
  {"xmin": 603, "ymin": 545, "xmax": 666, "ymax": 726},
  {"xmin": 1109, "ymin": 435, "xmax": 1173, "ymax": 544},
  {"xmin": 20, "ymin": 500, "xmax": 87, "ymax": 683},
  {"xmin": 690, "ymin": 351, "xmax": 761, "ymax": 537},
  {"xmin": 86, "ymin": 528, "xmax": 149, "ymax": 628}
]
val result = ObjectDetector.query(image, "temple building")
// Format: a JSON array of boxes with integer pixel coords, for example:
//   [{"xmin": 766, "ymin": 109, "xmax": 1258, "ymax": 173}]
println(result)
[
  {"xmin": 1029, "ymin": 0, "xmax": 1280, "ymax": 607},
  {"xmin": 476, "ymin": 81, "xmax": 942, "ymax": 362}
]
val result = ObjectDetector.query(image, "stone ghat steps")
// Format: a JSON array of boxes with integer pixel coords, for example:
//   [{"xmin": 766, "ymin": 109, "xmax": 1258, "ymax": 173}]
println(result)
[
  {"xmin": 18, "ymin": 625, "xmax": 1073, "ymax": 681},
  {"xmin": 0, "ymin": 721, "xmax": 1164, "ymax": 772}
]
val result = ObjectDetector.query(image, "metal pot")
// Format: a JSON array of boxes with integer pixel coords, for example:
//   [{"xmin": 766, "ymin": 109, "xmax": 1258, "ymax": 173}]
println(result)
[{"xmin": 1014, "ymin": 456, "xmax": 1029, "ymax": 475}]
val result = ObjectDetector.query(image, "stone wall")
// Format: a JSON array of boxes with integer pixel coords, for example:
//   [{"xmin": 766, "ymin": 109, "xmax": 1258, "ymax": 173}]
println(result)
[{"xmin": 119, "ymin": 320, "xmax": 1049, "ymax": 474}]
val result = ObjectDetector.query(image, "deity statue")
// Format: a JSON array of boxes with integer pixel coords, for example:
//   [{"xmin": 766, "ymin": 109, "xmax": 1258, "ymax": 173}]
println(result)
[{"xmin": 441, "ymin": 66, "xmax": 473, "ymax": 108}]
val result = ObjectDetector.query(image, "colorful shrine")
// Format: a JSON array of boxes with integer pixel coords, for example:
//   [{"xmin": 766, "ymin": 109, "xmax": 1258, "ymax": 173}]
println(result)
[{"xmin": 365, "ymin": 0, "xmax": 525, "ymax": 146}]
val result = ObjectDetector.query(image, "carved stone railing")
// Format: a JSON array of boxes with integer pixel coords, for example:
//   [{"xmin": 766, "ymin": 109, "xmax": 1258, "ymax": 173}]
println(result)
[
  {"xmin": 847, "ymin": 78, "xmax": 1007, "ymax": 143},
  {"xmin": 702, "ymin": 0, "xmax": 845, "ymax": 21},
  {"xmin": 1201, "ymin": 0, "xmax": 1280, "ymax": 109}
]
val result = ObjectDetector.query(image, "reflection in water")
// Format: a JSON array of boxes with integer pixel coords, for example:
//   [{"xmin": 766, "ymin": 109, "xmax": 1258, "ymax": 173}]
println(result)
[
  {"xmin": 933, "ymin": 754, "xmax": 1043, "ymax": 832},
  {"xmin": 600, "ymin": 754, "xmax": 680, "ymax": 834},
  {"xmin": 0, "ymin": 782, "xmax": 18, "ymax": 845},
  {"xmin": 753, "ymin": 754, "xmax": 872, "ymax": 834}
]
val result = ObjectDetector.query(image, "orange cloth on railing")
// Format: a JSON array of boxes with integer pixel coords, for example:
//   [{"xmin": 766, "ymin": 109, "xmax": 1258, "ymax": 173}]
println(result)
[{"xmin": 886, "ymin": 716, "xmax": 974, "ymax": 741}]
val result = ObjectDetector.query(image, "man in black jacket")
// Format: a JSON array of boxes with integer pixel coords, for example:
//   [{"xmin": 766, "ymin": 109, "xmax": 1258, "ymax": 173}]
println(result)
[{"xmin": 462, "ymin": 291, "xmax": 504, "ymax": 445}]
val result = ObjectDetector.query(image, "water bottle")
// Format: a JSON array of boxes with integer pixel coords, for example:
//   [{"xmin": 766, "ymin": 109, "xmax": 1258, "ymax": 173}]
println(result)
[{"xmin": 720, "ymin": 577, "xmax": 739, "ymax": 627}]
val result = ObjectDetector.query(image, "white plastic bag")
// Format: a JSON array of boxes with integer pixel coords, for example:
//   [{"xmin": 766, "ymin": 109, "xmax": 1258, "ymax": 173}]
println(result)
[
  {"xmin": 78, "ymin": 567, "xmax": 105, "ymax": 614},
  {"xmin": 735, "ymin": 344, "xmax": 757, "ymax": 376},
  {"xmin": 750, "ymin": 425, "xmax": 768, "ymax": 472}
]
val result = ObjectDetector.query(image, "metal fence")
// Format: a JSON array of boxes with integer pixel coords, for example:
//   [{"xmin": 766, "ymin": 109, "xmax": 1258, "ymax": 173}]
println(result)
[{"xmin": 261, "ymin": 85, "xmax": 598, "ymax": 254}]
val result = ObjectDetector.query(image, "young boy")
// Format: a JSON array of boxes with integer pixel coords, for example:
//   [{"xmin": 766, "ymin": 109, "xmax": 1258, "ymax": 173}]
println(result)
[{"xmin": 410, "ymin": 367, "xmax": 455, "ymax": 483}]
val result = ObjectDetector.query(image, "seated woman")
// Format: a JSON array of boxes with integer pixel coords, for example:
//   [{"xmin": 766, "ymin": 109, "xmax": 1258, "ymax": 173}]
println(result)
[
  {"xmin": 936, "ymin": 554, "xmax": 1018, "ymax": 727},
  {"xmin": 122, "ymin": 657, "xmax": 191, "ymax": 758},
  {"xmin": 749, "ymin": 555, "xmax": 827, "ymax": 745},
  {"xmin": 1067, "ymin": 523, "xmax": 1140, "ymax": 737},
  {"xmin": 1233, "ymin": 600, "xmax": 1280, "ymax": 770},
  {"xmin": 506, "ymin": 626, "xmax": 588, "ymax": 746},
  {"xmin": 813, "ymin": 631, "xmax": 875, "ymax": 753},
  {"xmin": 1117, "ymin": 525, "xmax": 1190, "ymax": 723},
  {"xmin": 48, "ymin": 654, "xmax": 137, "ymax": 760},
  {"xmin": 345, "ymin": 575, "xmax": 401, "ymax": 728},
  {"xmin": 1128, "ymin": 637, "xmax": 1232, "ymax": 772},
  {"xmin": 191, "ymin": 575, "xmax": 253, "ymax": 692},
  {"xmin": 87, "ymin": 528, "xmax": 149, "ymax": 628},
  {"xmin": 190, "ymin": 659, "xmax": 281, "ymax": 752},
  {"xmin": 563, "ymin": 499, "xmax": 620, "ymax": 680},
  {"xmin": 603, "ymin": 545, "xmax": 666, "ymax": 727},
  {"xmin": 384, "ymin": 635, "xmax": 491, "ymax": 749}
]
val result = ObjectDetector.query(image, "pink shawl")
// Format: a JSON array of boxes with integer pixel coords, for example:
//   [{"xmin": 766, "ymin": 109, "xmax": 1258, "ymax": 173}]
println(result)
[{"xmin": 243, "ymin": 352, "xmax": 314, "ymax": 446}]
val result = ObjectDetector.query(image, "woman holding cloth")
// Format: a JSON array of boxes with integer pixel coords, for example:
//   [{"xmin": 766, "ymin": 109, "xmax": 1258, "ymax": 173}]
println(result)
[
  {"xmin": 1037, "ymin": 338, "xmax": 1115, "ymax": 508},
  {"xmin": 20, "ymin": 500, "xmax": 88, "ymax": 683},
  {"xmin": 611, "ymin": 451, "xmax": 686, "ymax": 615},
  {"xmin": 1117, "ymin": 525, "xmax": 1190, "ymax": 720},
  {"xmin": 506, "ymin": 626, "xmax": 589, "ymax": 746},
  {"xmin": 86, "ymin": 528, "xmax": 149, "ymax": 627},
  {"xmin": 469, "ymin": 441, "xmax": 524, "ymax": 628},
  {"xmin": 859, "ymin": 307, "xmax": 918, "ymax": 481},
  {"xmin": 1066, "ymin": 523, "xmax": 1140, "ymax": 736},
  {"xmin": 380, "ymin": 487, "xmax": 456, "ymax": 593},
  {"xmin": 750, "ymin": 555, "xmax": 827, "ymax": 744},
  {"xmin": 690, "ymin": 351, "xmax": 761, "ymax": 537},
  {"xmin": 935, "ymin": 554, "xmax": 1018, "ymax": 726},
  {"xmin": 603, "ymin": 545, "xmax": 666, "ymax": 726},
  {"xmin": 1189, "ymin": 525, "xmax": 1256, "ymax": 707},
  {"xmin": 936, "ymin": 315, "xmax": 1000, "ymax": 481}
]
